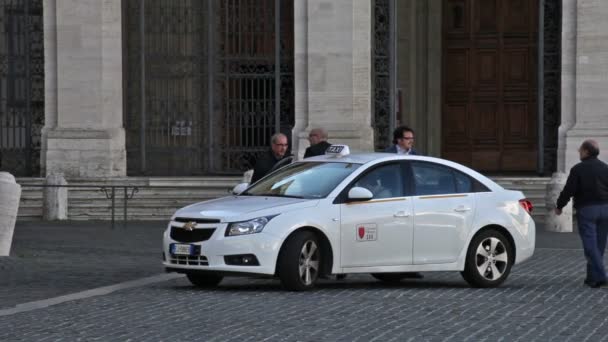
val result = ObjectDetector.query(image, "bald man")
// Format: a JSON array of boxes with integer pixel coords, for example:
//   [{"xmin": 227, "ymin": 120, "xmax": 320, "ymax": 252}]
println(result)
[
  {"xmin": 556, "ymin": 139, "xmax": 608, "ymax": 288},
  {"xmin": 304, "ymin": 128, "xmax": 332, "ymax": 158},
  {"xmin": 251, "ymin": 133, "xmax": 290, "ymax": 183}
]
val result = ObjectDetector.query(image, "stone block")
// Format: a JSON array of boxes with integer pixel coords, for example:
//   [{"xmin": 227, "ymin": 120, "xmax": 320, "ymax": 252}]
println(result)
[
  {"xmin": 43, "ymin": 173, "xmax": 68, "ymax": 221},
  {"xmin": 0, "ymin": 172, "xmax": 21, "ymax": 256},
  {"xmin": 545, "ymin": 172, "xmax": 573, "ymax": 232}
]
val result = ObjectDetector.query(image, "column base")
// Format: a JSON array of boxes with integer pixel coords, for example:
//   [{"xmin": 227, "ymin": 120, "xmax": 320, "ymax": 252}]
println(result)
[
  {"xmin": 565, "ymin": 127, "xmax": 608, "ymax": 170},
  {"xmin": 42, "ymin": 128, "xmax": 126, "ymax": 178},
  {"xmin": 545, "ymin": 172, "xmax": 573, "ymax": 232}
]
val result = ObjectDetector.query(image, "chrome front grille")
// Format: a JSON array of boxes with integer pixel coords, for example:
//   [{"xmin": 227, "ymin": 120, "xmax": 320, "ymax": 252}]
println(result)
[{"xmin": 170, "ymin": 227, "xmax": 216, "ymax": 243}]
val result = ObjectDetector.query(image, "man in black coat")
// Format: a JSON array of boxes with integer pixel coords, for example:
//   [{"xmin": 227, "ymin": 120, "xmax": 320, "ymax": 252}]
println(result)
[
  {"xmin": 251, "ymin": 133, "xmax": 290, "ymax": 183},
  {"xmin": 304, "ymin": 128, "xmax": 332, "ymax": 158},
  {"xmin": 556, "ymin": 139, "xmax": 608, "ymax": 288},
  {"xmin": 384, "ymin": 126, "xmax": 419, "ymax": 155}
]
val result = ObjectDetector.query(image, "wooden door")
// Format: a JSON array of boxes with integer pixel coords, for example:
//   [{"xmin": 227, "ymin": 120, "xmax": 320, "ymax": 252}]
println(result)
[{"xmin": 442, "ymin": 0, "xmax": 538, "ymax": 172}]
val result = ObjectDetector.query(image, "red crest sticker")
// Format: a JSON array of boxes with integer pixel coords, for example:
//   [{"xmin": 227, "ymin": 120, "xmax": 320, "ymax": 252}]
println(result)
[{"xmin": 358, "ymin": 226, "xmax": 365, "ymax": 239}]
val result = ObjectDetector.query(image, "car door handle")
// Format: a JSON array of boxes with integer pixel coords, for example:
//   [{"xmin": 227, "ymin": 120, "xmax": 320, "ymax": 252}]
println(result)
[
  {"xmin": 394, "ymin": 211, "xmax": 410, "ymax": 218},
  {"xmin": 454, "ymin": 206, "xmax": 471, "ymax": 212}
]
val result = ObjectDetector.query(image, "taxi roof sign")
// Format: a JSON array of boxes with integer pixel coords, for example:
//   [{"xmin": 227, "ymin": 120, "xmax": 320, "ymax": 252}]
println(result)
[{"xmin": 325, "ymin": 144, "xmax": 350, "ymax": 158}]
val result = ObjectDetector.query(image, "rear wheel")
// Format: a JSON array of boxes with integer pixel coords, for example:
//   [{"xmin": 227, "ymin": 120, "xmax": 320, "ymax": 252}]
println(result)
[
  {"xmin": 186, "ymin": 273, "xmax": 223, "ymax": 288},
  {"xmin": 278, "ymin": 231, "xmax": 321, "ymax": 291},
  {"xmin": 461, "ymin": 229, "xmax": 513, "ymax": 288}
]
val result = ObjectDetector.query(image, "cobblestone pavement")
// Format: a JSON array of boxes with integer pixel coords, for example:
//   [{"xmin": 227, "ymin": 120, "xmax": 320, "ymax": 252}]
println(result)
[{"xmin": 2, "ymin": 221, "xmax": 608, "ymax": 341}]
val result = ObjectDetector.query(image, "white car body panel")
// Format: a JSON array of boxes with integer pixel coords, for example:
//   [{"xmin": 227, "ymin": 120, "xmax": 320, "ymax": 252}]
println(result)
[
  {"xmin": 163, "ymin": 153, "xmax": 535, "ymax": 278},
  {"xmin": 340, "ymin": 196, "xmax": 414, "ymax": 267},
  {"xmin": 412, "ymin": 193, "xmax": 476, "ymax": 264}
]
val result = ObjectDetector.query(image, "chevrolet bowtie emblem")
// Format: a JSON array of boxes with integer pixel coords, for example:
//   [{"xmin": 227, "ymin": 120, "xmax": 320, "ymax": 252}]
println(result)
[{"xmin": 182, "ymin": 221, "xmax": 196, "ymax": 231}]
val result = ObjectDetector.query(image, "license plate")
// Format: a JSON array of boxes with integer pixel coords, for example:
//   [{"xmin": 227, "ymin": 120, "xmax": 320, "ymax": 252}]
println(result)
[{"xmin": 170, "ymin": 243, "xmax": 194, "ymax": 256}]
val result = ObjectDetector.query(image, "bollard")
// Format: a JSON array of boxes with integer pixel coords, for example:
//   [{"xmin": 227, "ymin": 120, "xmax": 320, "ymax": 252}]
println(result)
[
  {"xmin": 242, "ymin": 169, "xmax": 253, "ymax": 184},
  {"xmin": 545, "ymin": 172, "xmax": 573, "ymax": 232},
  {"xmin": 43, "ymin": 173, "xmax": 68, "ymax": 220},
  {"xmin": 0, "ymin": 172, "xmax": 21, "ymax": 256}
]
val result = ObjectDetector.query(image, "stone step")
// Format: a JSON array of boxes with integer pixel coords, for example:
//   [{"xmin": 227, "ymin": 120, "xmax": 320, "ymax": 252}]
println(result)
[{"xmin": 16, "ymin": 176, "xmax": 552, "ymax": 222}]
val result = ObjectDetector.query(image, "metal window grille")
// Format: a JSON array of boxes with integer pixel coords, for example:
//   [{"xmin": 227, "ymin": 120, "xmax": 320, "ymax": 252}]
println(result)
[
  {"xmin": 0, "ymin": 0, "xmax": 44, "ymax": 176},
  {"xmin": 124, "ymin": 0, "xmax": 294, "ymax": 176}
]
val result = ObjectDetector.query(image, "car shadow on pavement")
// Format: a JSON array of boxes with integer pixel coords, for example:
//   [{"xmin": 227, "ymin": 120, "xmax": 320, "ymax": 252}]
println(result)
[{"xmin": 165, "ymin": 276, "xmax": 475, "ymax": 292}]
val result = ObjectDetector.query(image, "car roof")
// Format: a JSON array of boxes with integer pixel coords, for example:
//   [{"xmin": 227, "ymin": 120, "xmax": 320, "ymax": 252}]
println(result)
[
  {"xmin": 297, "ymin": 152, "xmax": 503, "ymax": 191},
  {"xmin": 299, "ymin": 152, "xmax": 443, "ymax": 165}
]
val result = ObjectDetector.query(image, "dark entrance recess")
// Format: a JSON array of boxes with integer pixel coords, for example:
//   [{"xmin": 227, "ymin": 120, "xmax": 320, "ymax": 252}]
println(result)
[
  {"xmin": 0, "ymin": 0, "xmax": 44, "ymax": 177},
  {"xmin": 124, "ymin": 0, "xmax": 294, "ymax": 176}
]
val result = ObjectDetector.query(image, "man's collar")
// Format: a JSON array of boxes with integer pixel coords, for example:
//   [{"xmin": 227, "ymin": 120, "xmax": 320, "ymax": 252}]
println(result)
[{"xmin": 396, "ymin": 144, "xmax": 411, "ymax": 155}]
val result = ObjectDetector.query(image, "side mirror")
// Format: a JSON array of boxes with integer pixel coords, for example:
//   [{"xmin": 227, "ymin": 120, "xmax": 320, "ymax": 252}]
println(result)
[
  {"xmin": 347, "ymin": 187, "xmax": 373, "ymax": 202},
  {"xmin": 232, "ymin": 183, "xmax": 249, "ymax": 195}
]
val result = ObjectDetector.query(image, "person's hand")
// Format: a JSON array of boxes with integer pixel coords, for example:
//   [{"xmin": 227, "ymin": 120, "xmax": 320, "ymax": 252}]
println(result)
[{"xmin": 555, "ymin": 208, "xmax": 562, "ymax": 216}]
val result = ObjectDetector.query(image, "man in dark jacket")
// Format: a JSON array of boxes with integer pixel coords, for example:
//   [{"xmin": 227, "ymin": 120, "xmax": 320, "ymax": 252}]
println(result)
[
  {"xmin": 384, "ymin": 126, "xmax": 419, "ymax": 155},
  {"xmin": 251, "ymin": 133, "xmax": 290, "ymax": 183},
  {"xmin": 556, "ymin": 139, "xmax": 608, "ymax": 288},
  {"xmin": 304, "ymin": 128, "xmax": 331, "ymax": 158}
]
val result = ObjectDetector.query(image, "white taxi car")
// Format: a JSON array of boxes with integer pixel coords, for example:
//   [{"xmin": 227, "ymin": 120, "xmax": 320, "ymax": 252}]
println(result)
[{"xmin": 163, "ymin": 145, "xmax": 535, "ymax": 291}]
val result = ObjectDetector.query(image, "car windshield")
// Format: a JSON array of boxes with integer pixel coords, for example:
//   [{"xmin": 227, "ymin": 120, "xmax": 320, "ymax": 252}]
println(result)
[{"xmin": 243, "ymin": 162, "xmax": 361, "ymax": 199}]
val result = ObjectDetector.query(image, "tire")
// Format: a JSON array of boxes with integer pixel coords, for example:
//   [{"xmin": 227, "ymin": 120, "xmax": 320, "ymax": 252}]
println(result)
[
  {"xmin": 461, "ymin": 229, "xmax": 513, "ymax": 288},
  {"xmin": 186, "ymin": 273, "xmax": 223, "ymax": 288},
  {"xmin": 278, "ymin": 231, "xmax": 321, "ymax": 291},
  {"xmin": 371, "ymin": 273, "xmax": 410, "ymax": 283}
]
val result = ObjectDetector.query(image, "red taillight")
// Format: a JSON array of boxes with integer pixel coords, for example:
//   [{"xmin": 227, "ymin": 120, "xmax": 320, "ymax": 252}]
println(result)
[{"xmin": 519, "ymin": 199, "xmax": 533, "ymax": 214}]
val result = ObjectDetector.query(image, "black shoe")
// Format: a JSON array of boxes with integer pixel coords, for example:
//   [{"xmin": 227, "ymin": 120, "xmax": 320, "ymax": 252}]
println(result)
[
  {"xmin": 586, "ymin": 280, "xmax": 608, "ymax": 288},
  {"xmin": 336, "ymin": 274, "xmax": 347, "ymax": 280},
  {"xmin": 402, "ymin": 272, "xmax": 424, "ymax": 279}
]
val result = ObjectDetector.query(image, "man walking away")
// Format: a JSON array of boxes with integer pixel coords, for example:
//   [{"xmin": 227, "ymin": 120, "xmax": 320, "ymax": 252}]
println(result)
[
  {"xmin": 556, "ymin": 139, "xmax": 608, "ymax": 288},
  {"xmin": 304, "ymin": 128, "xmax": 332, "ymax": 158}
]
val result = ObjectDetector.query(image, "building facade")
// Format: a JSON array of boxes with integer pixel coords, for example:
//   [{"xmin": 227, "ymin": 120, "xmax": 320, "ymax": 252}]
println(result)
[{"xmin": 1, "ymin": 0, "xmax": 607, "ymax": 217}]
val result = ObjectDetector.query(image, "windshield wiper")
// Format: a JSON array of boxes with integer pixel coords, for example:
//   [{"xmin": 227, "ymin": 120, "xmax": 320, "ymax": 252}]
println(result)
[{"xmin": 255, "ymin": 193, "xmax": 306, "ymax": 199}]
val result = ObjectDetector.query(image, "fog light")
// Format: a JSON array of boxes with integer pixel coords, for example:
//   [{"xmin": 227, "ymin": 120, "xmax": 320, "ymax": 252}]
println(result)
[{"xmin": 224, "ymin": 254, "xmax": 260, "ymax": 266}]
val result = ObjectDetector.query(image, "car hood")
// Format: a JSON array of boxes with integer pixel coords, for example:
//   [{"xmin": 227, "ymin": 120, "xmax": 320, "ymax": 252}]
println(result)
[{"xmin": 174, "ymin": 195, "xmax": 318, "ymax": 221}]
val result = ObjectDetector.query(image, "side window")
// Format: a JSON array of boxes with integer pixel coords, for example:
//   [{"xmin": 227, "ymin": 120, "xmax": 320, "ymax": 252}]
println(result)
[
  {"xmin": 411, "ymin": 162, "xmax": 457, "ymax": 196},
  {"xmin": 454, "ymin": 171, "xmax": 472, "ymax": 193},
  {"xmin": 354, "ymin": 163, "xmax": 404, "ymax": 199}
]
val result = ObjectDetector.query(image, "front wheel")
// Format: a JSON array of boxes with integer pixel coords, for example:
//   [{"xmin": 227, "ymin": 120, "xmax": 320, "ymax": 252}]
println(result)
[
  {"xmin": 186, "ymin": 273, "xmax": 223, "ymax": 288},
  {"xmin": 461, "ymin": 229, "xmax": 513, "ymax": 288},
  {"xmin": 277, "ymin": 231, "xmax": 321, "ymax": 291}
]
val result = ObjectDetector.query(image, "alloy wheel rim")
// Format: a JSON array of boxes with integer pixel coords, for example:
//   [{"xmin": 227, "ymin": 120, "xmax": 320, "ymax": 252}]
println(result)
[
  {"xmin": 475, "ymin": 237, "xmax": 508, "ymax": 281},
  {"xmin": 299, "ymin": 240, "xmax": 319, "ymax": 285}
]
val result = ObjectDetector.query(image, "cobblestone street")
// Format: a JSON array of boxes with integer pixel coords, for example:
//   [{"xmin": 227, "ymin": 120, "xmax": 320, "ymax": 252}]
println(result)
[{"xmin": 2, "ymin": 221, "xmax": 608, "ymax": 341}]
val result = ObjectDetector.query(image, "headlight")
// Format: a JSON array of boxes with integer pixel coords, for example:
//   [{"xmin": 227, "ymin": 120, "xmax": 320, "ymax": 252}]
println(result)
[{"xmin": 226, "ymin": 215, "xmax": 277, "ymax": 236}]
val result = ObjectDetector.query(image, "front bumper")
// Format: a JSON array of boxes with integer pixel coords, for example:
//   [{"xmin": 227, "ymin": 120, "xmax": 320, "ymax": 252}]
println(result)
[{"xmin": 162, "ymin": 223, "xmax": 282, "ymax": 275}]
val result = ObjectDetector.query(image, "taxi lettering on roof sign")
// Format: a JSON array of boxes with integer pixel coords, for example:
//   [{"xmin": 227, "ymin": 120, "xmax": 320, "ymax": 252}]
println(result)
[
  {"xmin": 325, "ymin": 144, "xmax": 350, "ymax": 157},
  {"xmin": 163, "ymin": 147, "xmax": 536, "ymax": 291}
]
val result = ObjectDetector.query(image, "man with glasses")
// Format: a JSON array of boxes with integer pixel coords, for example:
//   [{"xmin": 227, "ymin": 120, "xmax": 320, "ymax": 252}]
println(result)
[
  {"xmin": 383, "ymin": 126, "xmax": 423, "ymax": 280},
  {"xmin": 385, "ymin": 126, "xmax": 419, "ymax": 155},
  {"xmin": 304, "ymin": 128, "xmax": 332, "ymax": 158},
  {"xmin": 251, "ymin": 133, "xmax": 291, "ymax": 183}
]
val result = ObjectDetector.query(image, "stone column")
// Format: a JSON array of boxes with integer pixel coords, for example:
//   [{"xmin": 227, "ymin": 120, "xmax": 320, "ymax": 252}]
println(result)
[
  {"xmin": 41, "ymin": 0, "xmax": 126, "ymax": 178},
  {"xmin": 0, "ymin": 172, "xmax": 21, "ymax": 256},
  {"xmin": 564, "ymin": 0, "xmax": 608, "ymax": 169},
  {"xmin": 292, "ymin": 0, "xmax": 375, "ymax": 159},
  {"xmin": 546, "ymin": 0, "xmax": 608, "ymax": 232},
  {"xmin": 43, "ymin": 173, "xmax": 68, "ymax": 220}
]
